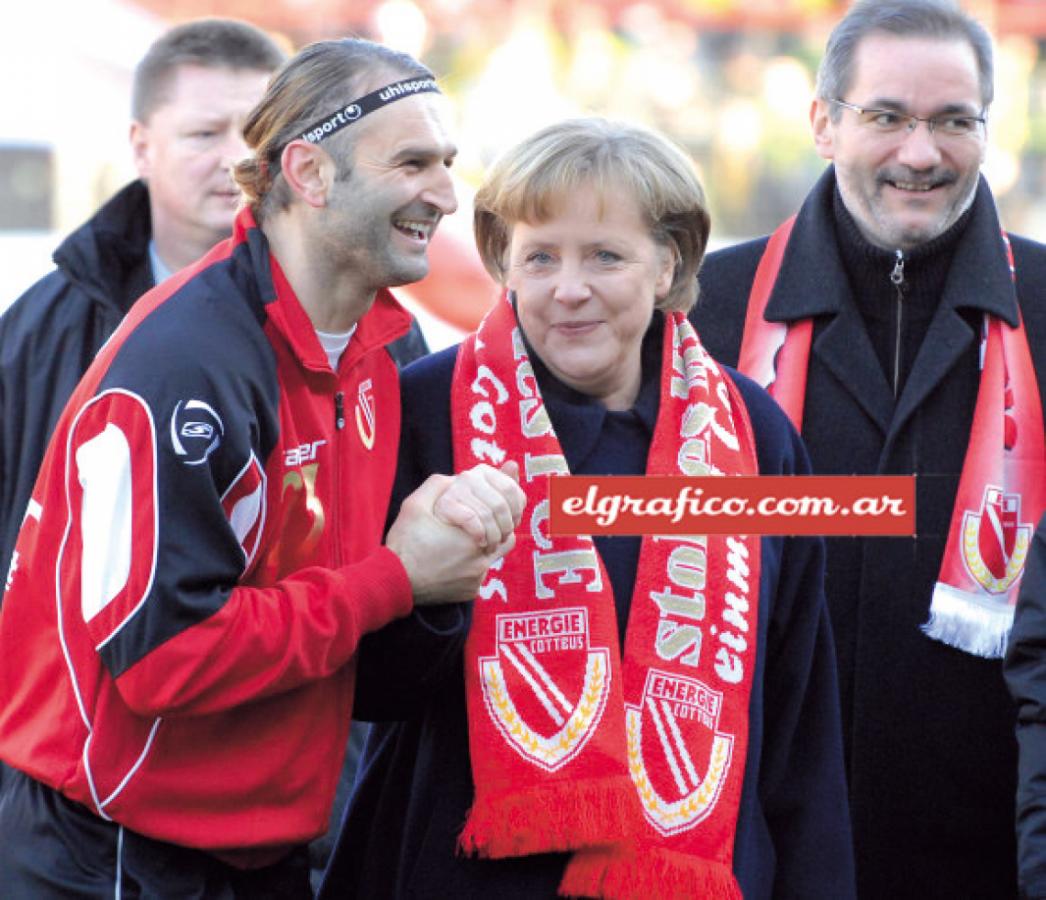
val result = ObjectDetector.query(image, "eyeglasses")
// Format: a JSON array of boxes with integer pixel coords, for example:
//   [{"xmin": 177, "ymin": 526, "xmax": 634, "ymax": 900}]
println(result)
[{"xmin": 828, "ymin": 98, "xmax": 986, "ymax": 138}]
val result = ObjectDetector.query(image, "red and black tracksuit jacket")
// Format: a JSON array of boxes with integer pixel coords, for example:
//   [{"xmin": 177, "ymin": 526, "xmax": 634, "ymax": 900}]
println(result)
[{"xmin": 0, "ymin": 207, "xmax": 413, "ymax": 858}]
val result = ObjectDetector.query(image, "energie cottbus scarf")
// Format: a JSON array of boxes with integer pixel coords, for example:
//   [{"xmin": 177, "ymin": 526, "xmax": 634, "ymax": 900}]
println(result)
[
  {"xmin": 451, "ymin": 295, "xmax": 761, "ymax": 899},
  {"xmin": 737, "ymin": 218, "xmax": 1045, "ymax": 658}
]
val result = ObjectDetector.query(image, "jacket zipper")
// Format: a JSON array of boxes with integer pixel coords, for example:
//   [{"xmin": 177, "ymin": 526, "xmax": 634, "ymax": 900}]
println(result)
[
  {"xmin": 333, "ymin": 390, "xmax": 345, "ymax": 567},
  {"xmin": 334, "ymin": 391, "xmax": 346, "ymax": 431},
  {"xmin": 889, "ymin": 250, "xmax": 905, "ymax": 397}
]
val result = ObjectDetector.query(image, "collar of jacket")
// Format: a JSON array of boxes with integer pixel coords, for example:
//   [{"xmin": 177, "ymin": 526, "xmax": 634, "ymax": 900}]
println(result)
[
  {"xmin": 763, "ymin": 166, "xmax": 1019, "ymax": 328},
  {"xmin": 235, "ymin": 206, "xmax": 412, "ymax": 375},
  {"xmin": 52, "ymin": 179, "xmax": 153, "ymax": 314}
]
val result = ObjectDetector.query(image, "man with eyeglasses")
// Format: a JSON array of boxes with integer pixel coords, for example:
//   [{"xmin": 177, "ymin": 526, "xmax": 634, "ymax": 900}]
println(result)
[{"xmin": 692, "ymin": 1, "xmax": 1046, "ymax": 896}]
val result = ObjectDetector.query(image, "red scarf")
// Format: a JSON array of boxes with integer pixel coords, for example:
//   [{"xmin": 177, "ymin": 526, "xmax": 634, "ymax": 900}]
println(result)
[
  {"xmin": 737, "ymin": 219, "xmax": 1045, "ymax": 658},
  {"xmin": 452, "ymin": 295, "xmax": 761, "ymax": 898}
]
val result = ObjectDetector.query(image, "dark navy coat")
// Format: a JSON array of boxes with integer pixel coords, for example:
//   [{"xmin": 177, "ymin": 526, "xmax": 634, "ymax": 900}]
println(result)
[
  {"xmin": 321, "ymin": 316, "xmax": 855, "ymax": 899},
  {"xmin": 0, "ymin": 181, "xmax": 153, "ymax": 586}
]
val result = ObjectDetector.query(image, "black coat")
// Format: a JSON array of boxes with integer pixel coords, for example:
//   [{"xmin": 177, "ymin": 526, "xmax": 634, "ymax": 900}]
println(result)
[
  {"xmin": 0, "ymin": 180, "xmax": 429, "ymax": 587},
  {"xmin": 0, "ymin": 181, "xmax": 153, "ymax": 588},
  {"xmin": 1007, "ymin": 513, "xmax": 1046, "ymax": 900},
  {"xmin": 692, "ymin": 167, "xmax": 1046, "ymax": 899},
  {"xmin": 321, "ymin": 320, "xmax": 855, "ymax": 899}
]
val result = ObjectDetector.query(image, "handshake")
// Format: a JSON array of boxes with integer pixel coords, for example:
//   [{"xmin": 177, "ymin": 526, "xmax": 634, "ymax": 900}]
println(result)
[{"xmin": 386, "ymin": 463, "xmax": 526, "ymax": 605}]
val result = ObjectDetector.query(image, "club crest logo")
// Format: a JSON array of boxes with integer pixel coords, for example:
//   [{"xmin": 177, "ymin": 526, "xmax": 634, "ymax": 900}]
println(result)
[
  {"xmin": 625, "ymin": 670, "xmax": 734, "ymax": 836},
  {"xmin": 480, "ymin": 608, "xmax": 610, "ymax": 772},
  {"xmin": 962, "ymin": 486, "xmax": 1032, "ymax": 593},
  {"xmin": 355, "ymin": 378, "xmax": 376, "ymax": 450}
]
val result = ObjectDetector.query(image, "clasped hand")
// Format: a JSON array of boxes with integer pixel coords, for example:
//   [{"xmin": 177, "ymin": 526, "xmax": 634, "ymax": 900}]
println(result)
[{"xmin": 386, "ymin": 462, "xmax": 525, "ymax": 605}]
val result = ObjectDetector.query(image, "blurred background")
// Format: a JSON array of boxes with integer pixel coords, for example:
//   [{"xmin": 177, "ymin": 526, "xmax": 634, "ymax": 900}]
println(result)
[{"xmin": 2, "ymin": 0, "xmax": 1044, "ymax": 341}]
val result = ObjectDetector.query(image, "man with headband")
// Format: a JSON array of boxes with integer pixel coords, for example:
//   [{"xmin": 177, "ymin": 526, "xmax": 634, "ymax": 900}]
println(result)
[
  {"xmin": 0, "ymin": 23, "xmax": 435, "ymax": 618},
  {"xmin": 0, "ymin": 38, "xmax": 523, "ymax": 898}
]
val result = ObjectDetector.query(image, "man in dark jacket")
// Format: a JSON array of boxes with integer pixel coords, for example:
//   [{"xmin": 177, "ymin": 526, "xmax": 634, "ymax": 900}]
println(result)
[
  {"xmin": 0, "ymin": 20, "xmax": 430, "ymax": 594},
  {"xmin": 0, "ymin": 20, "xmax": 284, "ymax": 590},
  {"xmin": 691, "ymin": 1, "xmax": 1046, "ymax": 896}
]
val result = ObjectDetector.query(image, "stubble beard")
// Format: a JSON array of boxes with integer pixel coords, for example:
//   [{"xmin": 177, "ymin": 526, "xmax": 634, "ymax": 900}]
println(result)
[{"xmin": 842, "ymin": 165, "xmax": 978, "ymax": 251}]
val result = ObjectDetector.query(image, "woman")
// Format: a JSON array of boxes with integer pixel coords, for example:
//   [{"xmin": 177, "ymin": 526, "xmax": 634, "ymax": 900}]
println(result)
[{"xmin": 321, "ymin": 119, "xmax": 855, "ymax": 899}]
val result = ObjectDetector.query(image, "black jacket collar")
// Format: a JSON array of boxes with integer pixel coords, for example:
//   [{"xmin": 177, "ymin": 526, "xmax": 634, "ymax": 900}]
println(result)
[
  {"xmin": 764, "ymin": 167, "xmax": 1019, "ymax": 327},
  {"xmin": 52, "ymin": 179, "xmax": 153, "ymax": 316}
]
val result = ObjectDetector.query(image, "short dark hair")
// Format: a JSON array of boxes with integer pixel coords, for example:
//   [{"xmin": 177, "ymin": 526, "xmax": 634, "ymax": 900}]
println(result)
[
  {"xmin": 235, "ymin": 38, "xmax": 433, "ymax": 220},
  {"xmin": 816, "ymin": 0, "xmax": 994, "ymax": 115},
  {"xmin": 132, "ymin": 18, "xmax": 285, "ymax": 122}
]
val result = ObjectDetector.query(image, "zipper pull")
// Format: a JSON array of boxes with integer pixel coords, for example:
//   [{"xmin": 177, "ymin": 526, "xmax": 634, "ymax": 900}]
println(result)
[
  {"xmin": 890, "ymin": 249, "xmax": 905, "ymax": 286},
  {"xmin": 890, "ymin": 249, "xmax": 905, "ymax": 398},
  {"xmin": 334, "ymin": 391, "xmax": 345, "ymax": 430}
]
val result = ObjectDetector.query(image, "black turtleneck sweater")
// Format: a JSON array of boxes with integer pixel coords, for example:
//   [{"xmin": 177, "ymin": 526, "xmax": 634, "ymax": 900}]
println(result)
[{"xmin": 832, "ymin": 188, "xmax": 973, "ymax": 398}]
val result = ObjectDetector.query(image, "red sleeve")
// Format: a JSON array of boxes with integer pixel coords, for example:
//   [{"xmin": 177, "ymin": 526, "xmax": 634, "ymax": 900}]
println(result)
[
  {"xmin": 115, "ymin": 546, "xmax": 413, "ymax": 717},
  {"xmin": 56, "ymin": 374, "xmax": 412, "ymax": 718}
]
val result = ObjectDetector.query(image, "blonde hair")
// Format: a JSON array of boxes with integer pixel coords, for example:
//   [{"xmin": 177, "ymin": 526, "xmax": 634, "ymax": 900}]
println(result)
[
  {"xmin": 474, "ymin": 118, "xmax": 710, "ymax": 313},
  {"xmin": 234, "ymin": 38, "xmax": 432, "ymax": 221}
]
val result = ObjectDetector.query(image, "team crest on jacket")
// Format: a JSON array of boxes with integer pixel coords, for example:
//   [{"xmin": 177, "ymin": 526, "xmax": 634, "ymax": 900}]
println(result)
[
  {"xmin": 480, "ymin": 608, "xmax": 610, "ymax": 772},
  {"xmin": 962, "ymin": 486, "xmax": 1032, "ymax": 592},
  {"xmin": 355, "ymin": 378, "xmax": 376, "ymax": 450},
  {"xmin": 626, "ymin": 670, "xmax": 735, "ymax": 836}
]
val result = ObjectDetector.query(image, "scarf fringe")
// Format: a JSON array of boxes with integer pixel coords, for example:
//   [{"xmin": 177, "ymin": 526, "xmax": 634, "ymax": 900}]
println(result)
[
  {"xmin": 922, "ymin": 581, "xmax": 1014, "ymax": 658},
  {"xmin": 559, "ymin": 845, "xmax": 741, "ymax": 900},
  {"xmin": 458, "ymin": 776, "xmax": 637, "ymax": 859}
]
